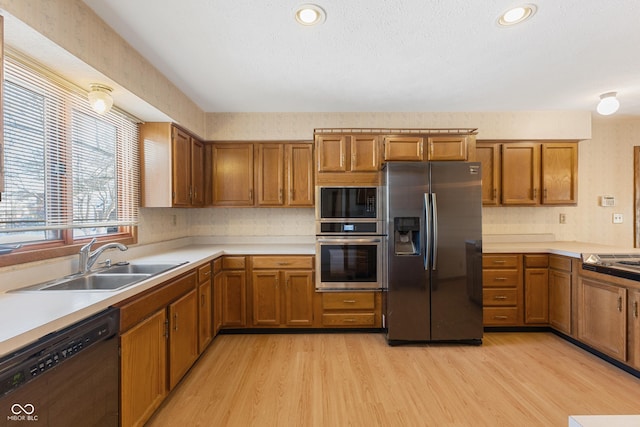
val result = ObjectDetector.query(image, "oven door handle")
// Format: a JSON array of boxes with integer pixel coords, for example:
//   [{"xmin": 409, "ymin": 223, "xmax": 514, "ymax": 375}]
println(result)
[{"xmin": 317, "ymin": 238, "xmax": 382, "ymax": 244}]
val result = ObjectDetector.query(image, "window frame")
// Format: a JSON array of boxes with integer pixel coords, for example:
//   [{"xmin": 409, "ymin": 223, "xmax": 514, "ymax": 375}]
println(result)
[{"xmin": 0, "ymin": 52, "xmax": 139, "ymax": 268}]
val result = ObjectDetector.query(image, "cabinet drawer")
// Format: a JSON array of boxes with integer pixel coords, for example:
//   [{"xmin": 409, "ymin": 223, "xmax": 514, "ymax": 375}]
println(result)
[
  {"xmin": 483, "ymin": 270, "xmax": 520, "ymax": 287},
  {"xmin": 524, "ymin": 254, "xmax": 549, "ymax": 268},
  {"xmin": 198, "ymin": 262, "xmax": 212, "ymax": 283},
  {"xmin": 252, "ymin": 256, "xmax": 314, "ymax": 270},
  {"xmin": 483, "ymin": 289, "xmax": 518, "ymax": 306},
  {"xmin": 322, "ymin": 313, "xmax": 375, "ymax": 327},
  {"xmin": 483, "ymin": 254, "xmax": 520, "ymax": 268},
  {"xmin": 483, "ymin": 307, "xmax": 518, "ymax": 325},
  {"xmin": 549, "ymin": 255, "xmax": 572, "ymax": 272},
  {"xmin": 322, "ymin": 292, "xmax": 375, "ymax": 310},
  {"xmin": 223, "ymin": 256, "xmax": 246, "ymax": 270}
]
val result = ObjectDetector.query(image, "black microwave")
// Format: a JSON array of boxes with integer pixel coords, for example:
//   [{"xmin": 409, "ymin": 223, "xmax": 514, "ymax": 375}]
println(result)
[{"xmin": 315, "ymin": 186, "xmax": 381, "ymax": 221}]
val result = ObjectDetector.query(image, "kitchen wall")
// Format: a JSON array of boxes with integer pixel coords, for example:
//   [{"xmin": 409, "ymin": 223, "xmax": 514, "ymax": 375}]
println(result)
[{"xmin": 2, "ymin": 1, "xmax": 639, "ymax": 249}]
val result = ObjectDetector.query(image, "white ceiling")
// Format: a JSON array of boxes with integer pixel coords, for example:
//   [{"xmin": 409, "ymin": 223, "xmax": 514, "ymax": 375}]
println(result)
[{"xmin": 82, "ymin": 0, "xmax": 640, "ymax": 115}]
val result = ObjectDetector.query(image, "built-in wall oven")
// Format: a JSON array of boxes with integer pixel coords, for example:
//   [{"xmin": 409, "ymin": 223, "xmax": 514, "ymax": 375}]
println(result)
[{"xmin": 315, "ymin": 186, "xmax": 386, "ymax": 290}]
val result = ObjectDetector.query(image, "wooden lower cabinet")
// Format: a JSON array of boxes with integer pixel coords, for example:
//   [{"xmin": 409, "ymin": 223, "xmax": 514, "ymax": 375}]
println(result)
[
  {"xmin": 548, "ymin": 255, "xmax": 573, "ymax": 335},
  {"xmin": 120, "ymin": 310, "xmax": 167, "ymax": 427},
  {"xmin": 628, "ymin": 289, "xmax": 640, "ymax": 370},
  {"xmin": 577, "ymin": 276, "xmax": 627, "ymax": 361},
  {"xmin": 482, "ymin": 254, "xmax": 523, "ymax": 326},
  {"xmin": 250, "ymin": 256, "xmax": 314, "ymax": 327},
  {"xmin": 524, "ymin": 255, "xmax": 549, "ymax": 324},
  {"xmin": 317, "ymin": 292, "xmax": 382, "ymax": 327},
  {"xmin": 221, "ymin": 256, "xmax": 247, "ymax": 327},
  {"xmin": 197, "ymin": 262, "xmax": 213, "ymax": 353},
  {"xmin": 168, "ymin": 289, "xmax": 199, "ymax": 390}
]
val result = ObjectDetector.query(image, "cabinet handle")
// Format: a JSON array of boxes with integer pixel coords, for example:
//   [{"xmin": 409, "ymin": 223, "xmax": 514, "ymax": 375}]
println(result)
[
  {"xmin": 533, "ymin": 188, "xmax": 538, "ymax": 198},
  {"xmin": 343, "ymin": 299, "xmax": 357, "ymax": 303},
  {"xmin": 544, "ymin": 188, "xmax": 547, "ymax": 200},
  {"xmin": 493, "ymin": 188, "xmax": 497, "ymax": 199},
  {"xmin": 493, "ymin": 315, "xmax": 508, "ymax": 320},
  {"xmin": 277, "ymin": 262, "xmax": 291, "ymax": 266},
  {"xmin": 618, "ymin": 297, "xmax": 623, "ymax": 312},
  {"xmin": 634, "ymin": 301, "xmax": 638, "ymax": 318},
  {"xmin": 249, "ymin": 189, "xmax": 253, "ymax": 200},
  {"xmin": 492, "ymin": 260, "xmax": 506, "ymax": 264},
  {"xmin": 201, "ymin": 294, "xmax": 205, "ymax": 307},
  {"xmin": 493, "ymin": 295, "xmax": 508, "ymax": 300},
  {"xmin": 342, "ymin": 318, "xmax": 357, "ymax": 323},
  {"xmin": 279, "ymin": 188, "xmax": 283, "ymax": 202},
  {"xmin": 493, "ymin": 277, "xmax": 508, "ymax": 281},
  {"xmin": 174, "ymin": 313, "xmax": 178, "ymax": 331},
  {"xmin": 164, "ymin": 319, "xmax": 169, "ymax": 338}
]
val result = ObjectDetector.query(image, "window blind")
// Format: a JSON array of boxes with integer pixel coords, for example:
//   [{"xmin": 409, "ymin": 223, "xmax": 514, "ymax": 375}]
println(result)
[{"xmin": 0, "ymin": 54, "xmax": 139, "ymax": 243}]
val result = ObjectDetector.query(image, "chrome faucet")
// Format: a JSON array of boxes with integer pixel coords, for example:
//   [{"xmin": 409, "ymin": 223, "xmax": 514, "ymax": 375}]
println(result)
[{"xmin": 78, "ymin": 238, "xmax": 128, "ymax": 274}]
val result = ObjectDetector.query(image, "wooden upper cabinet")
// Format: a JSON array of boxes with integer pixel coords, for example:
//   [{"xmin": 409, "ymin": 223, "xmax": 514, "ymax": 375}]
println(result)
[
  {"xmin": 286, "ymin": 143, "xmax": 314, "ymax": 206},
  {"xmin": 316, "ymin": 135, "xmax": 348, "ymax": 172},
  {"xmin": 211, "ymin": 143, "xmax": 254, "ymax": 206},
  {"xmin": 476, "ymin": 142, "xmax": 501, "ymax": 206},
  {"xmin": 316, "ymin": 135, "xmax": 378, "ymax": 172},
  {"xmin": 541, "ymin": 142, "xmax": 578, "ymax": 205},
  {"xmin": 383, "ymin": 136, "xmax": 424, "ymax": 161},
  {"xmin": 501, "ymin": 142, "xmax": 540, "ymax": 206},
  {"xmin": 427, "ymin": 135, "xmax": 468, "ymax": 161},
  {"xmin": 350, "ymin": 135, "xmax": 379, "ymax": 171},
  {"xmin": 256, "ymin": 143, "xmax": 285, "ymax": 206},
  {"xmin": 191, "ymin": 139, "xmax": 204, "ymax": 206},
  {"xmin": 140, "ymin": 122, "xmax": 205, "ymax": 208}
]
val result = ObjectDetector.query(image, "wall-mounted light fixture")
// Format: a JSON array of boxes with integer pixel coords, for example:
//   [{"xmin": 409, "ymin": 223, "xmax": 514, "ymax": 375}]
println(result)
[
  {"xmin": 294, "ymin": 4, "xmax": 326, "ymax": 26},
  {"xmin": 87, "ymin": 84, "xmax": 114, "ymax": 115},
  {"xmin": 596, "ymin": 92, "xmax": 620, "ymax": 116}
]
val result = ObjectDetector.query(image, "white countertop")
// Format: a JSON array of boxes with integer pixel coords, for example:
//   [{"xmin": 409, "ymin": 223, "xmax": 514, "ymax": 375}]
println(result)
[{"xmin": 0, "ymin": 241, "xmax": 314, "ymax": 358}]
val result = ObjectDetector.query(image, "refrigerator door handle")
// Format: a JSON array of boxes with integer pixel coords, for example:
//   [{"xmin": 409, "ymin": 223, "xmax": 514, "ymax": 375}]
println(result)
[
  {"xmin": 423, "ymin": 192, "xmax": 430, "ymax": 270},
  {"xmin": 431, "ymin": 193, "xmax": 438, "ymax": 270}
]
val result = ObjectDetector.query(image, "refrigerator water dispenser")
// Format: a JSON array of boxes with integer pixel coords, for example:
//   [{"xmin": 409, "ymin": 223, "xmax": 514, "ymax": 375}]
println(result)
[{"xmin": 394, "ymin": 217, "xmax": 420, "ymax": 255}]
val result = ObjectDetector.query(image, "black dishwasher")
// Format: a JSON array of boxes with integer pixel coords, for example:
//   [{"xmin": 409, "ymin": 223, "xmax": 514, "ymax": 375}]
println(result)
[{"xmin": 0, "ymin": 307, "xmax": 119, "ymax": 427}]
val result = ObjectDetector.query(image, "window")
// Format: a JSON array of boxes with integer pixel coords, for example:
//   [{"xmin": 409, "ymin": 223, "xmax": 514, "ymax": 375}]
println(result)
[{"xmin": 0, "ymin": 53, "xmax": 139, "ymax": 263}]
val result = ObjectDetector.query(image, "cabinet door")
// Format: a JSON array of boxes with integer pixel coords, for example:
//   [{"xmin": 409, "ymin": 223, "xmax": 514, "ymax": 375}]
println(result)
[
  {"xmin": 120, "ymin": 309, "xmax": 167, "ymax": 427},
  {"xmin": 286, "ymin": 143, "xmax": 314, "ymax": 206},
  {"xmin": 524, "ymin": 268, "xmax": 549, "ymax": 324},
  {"xmin": 427, "ymin": 135, "xmax": 467, "ymax": 161},
  {"xmin": 191, "ymin": 138, "xmax": 204, "ymax": 206},
  {"xmin": 168, "ymin": 289, "xmax": 199, "ymax": 390},
  {"xmin": 383, "ymin": 136, "xmax": 423, "ymax": 161},
  {"xmin": 628, "ymin": 289, "xmax": 640, "ymax": 370},
  {"xmin": 221, "ymin": 270, "xmax": 247, "ymax": 327},
  {"xmin": 501, "ymin": 143, "xmax": 540, "ymax": 205},
  {"xmin": 252, "ymin": 270, "xmax": 281, "ymax": 326},
  {"xmin": 578, "ymin": 277, "xmax": 626, "ymax": 360},
  {"xmin": 198, "ymin": 279, "xmax": 213, "ymax": 353},
  {"xmin": 172, "ymin": 128, "xmax": 192, "ymax": 207},
  {"xmin": 542, "ymin": 142, "xmax": 577, "ymax": 205},
  {"xmin": 476, "ymin": 142, "xmax": 501, "ymax": 206},
  {"xmin": 284, "ymin": 270, "xmax": 314, "ymax": 326},
  {"xmin": 256, "ymin": 143, "xmax": 285, "ymax": 206},
  {"xmin": 213, "ymin": 271, "xmax": 223, "ymax": 336},
  {"xmin": 549, "ymin": 269, "xmax": 572, "ymax": 334},
  {"xmin": 211, "ymin": 143, "xmax": 254, "ymax": 206},
  {"xmin": 350, "ymin": 135, "xmax": 379, "ymax": 171},
  {"xmin": 316, "ymin": 135, "xmax": 347, "ymax": 172}
]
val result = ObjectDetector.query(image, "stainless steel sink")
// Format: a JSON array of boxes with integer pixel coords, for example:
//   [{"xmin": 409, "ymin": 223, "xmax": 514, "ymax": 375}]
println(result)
[
  {"xmin": 40, "ymin": 273, "xmax": 151, "ymax": 291},
  {"xmin": 13, "ymin": 262, "xmax": 187, "ymax": 292},
  {"xmin": 100, "ymin": 263, "xmax": 182, "ymax": 275}
]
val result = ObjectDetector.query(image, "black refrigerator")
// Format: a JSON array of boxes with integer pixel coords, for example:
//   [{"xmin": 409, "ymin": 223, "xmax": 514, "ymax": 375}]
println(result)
[{"xmin": 384, "ymin": 161, "xmax": 483, "ymax": 345}]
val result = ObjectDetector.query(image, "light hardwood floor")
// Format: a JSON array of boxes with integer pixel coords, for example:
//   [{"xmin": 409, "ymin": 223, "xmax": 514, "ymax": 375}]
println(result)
[{"xmin": 146, "ymin": 332, "xmax": 640, "ymax": 426}]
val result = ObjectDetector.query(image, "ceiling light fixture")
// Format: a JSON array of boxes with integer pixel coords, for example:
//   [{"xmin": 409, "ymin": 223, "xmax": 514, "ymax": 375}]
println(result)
[
  {"xmin": 596, "ymin": 92, "xmax": 620, "ymax": 116},
  {"xmin": 498, "ymin": 4, "xmax": 537, "ymax": 26},
  {"xmin": 294, "ymin": 4, "xmax": 326, "ymax": 26},
  {"xmin": 87, "ymin": 84, "xmax": 114, "ymax": 115}
]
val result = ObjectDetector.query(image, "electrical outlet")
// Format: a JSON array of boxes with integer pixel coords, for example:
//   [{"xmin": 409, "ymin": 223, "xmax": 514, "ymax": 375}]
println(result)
[
  {"xmin": 559, "ymin": 213, "xmax": 566, "ymax": 224},
  {"xmin": 613, "ymin": 213, "xmax": 623, "ymax": 224}
]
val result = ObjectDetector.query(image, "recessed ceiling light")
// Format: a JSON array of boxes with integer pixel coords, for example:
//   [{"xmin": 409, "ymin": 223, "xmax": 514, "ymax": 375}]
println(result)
[
  {"xmin": 294, "ymin": 4, "xmax": 326, "ymax": 26},
  {"xmin": 498, "ymin": 4, "xmax": 537, "ymax": 27}
]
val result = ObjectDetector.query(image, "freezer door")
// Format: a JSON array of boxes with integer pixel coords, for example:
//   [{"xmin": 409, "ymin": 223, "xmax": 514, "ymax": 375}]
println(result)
[
  {"xmin": 385, "ymin": 162, "xmax": 431, "ymax": 342},
  {"xmin": 429, "ymin": 162, "xmax": 483, "ymax": 341}
]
